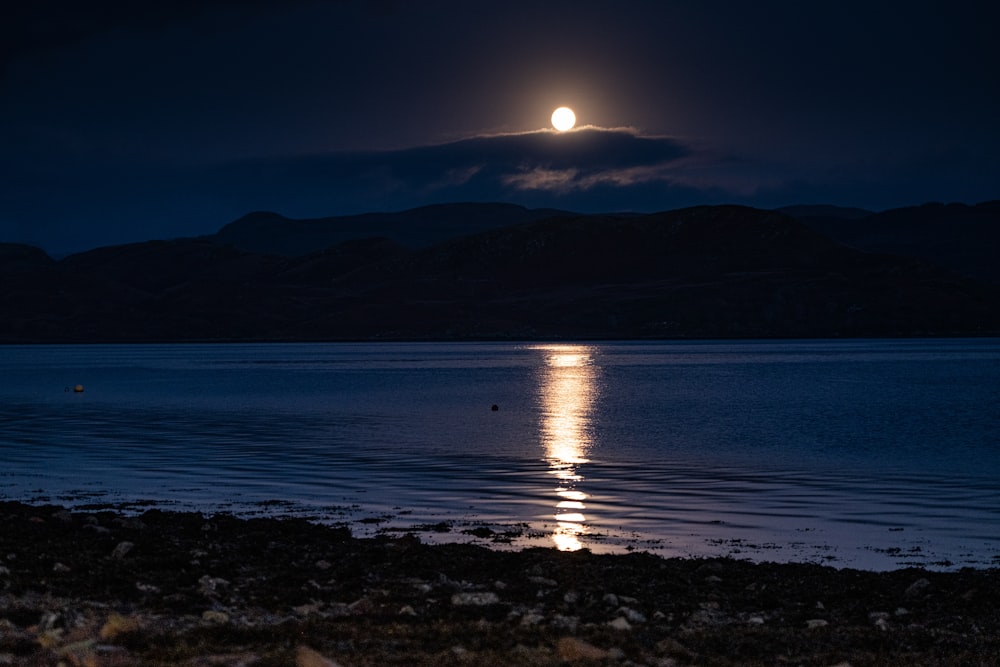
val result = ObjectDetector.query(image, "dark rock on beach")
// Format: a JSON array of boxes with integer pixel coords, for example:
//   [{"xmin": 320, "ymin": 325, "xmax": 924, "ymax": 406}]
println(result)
[{"xmin": 1, "ymin": 501, "xmax": 998, "ymax": 665}]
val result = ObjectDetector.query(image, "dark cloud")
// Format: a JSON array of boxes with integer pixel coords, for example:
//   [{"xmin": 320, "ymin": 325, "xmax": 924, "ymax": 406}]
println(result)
[
  {"xmin": 199, "ymin": 128, "xmax": 703, "ymax": 219},
  {"xmin": 221, "ymin": 128, "xmax": 690, "ymax": 196}
]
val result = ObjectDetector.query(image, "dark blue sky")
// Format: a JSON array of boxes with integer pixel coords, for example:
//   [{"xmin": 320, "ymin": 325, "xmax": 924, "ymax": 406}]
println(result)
[{"xmin": 2, "ymin": 0, "xmax": 998, "ymax": 254}]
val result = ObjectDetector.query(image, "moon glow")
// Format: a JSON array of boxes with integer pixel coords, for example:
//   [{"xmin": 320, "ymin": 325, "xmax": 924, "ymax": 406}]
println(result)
[{"xmin": 551, "ymin": 107, "xmax": 576, "ymax": 131}]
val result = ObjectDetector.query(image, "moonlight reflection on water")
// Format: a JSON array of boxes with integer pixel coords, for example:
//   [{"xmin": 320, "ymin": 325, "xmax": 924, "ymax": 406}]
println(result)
[{"xmin": 535, "ymin": 345, "xmax": 600, "ymax": 551}]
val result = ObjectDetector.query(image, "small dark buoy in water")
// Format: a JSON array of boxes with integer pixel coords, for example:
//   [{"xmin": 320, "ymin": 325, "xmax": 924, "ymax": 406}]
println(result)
[
  {"xmin": 73, "ymin": 384, "xmax": 84, "ymax": 393},
  {"xmin": 491, "ymin": 404, "xmax": 499, "ymax": 411}
]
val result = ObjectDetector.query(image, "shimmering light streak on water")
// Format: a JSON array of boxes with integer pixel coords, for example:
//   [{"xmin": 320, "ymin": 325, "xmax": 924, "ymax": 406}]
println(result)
[{"xmin": 534, "ymin": 344, "xmax": 600, "ymax": 551}]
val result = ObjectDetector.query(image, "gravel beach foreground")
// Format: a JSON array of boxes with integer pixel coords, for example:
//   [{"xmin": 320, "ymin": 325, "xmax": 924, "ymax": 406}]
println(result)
[{"xmin": 1, "ymin": 501, "xmax": 998, "ymax": 666}]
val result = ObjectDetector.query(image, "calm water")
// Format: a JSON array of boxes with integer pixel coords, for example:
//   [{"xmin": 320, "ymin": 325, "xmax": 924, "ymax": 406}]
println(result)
[{"xmin": 2, "ymin": 339, "xmax": 999, "ymax": 570}]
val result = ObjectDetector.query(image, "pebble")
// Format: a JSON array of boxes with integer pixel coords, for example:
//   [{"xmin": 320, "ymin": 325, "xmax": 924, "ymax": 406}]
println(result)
[
  {"xmin": 557, "ymin": 637, "xmax": 607, "ymax": 661},
  {"xmin": 52, "ymin": 562, "xmax": 70, "ymax": 573},
  {"xmin": 294, "ymin": 603, "xmax": 323, "ymax": 616},
  {"xmin": 550, "ymin": 614, "xmax": 579, "ymax": 631},
  {"xmin": 905, "ymin": 577, "xmax": 931, "ymax": 597},
  {"xmin": 603, "ymin": 593, "xmax": 619, "ymax": 606},
  {"xmin": 100, "ymin": 612, "xmax": 141, "ymax": 639},
  {"xmin": 326, "ymin": 603, "xmax": 351, "ymax": 617},
  {"xmin": 54, "ymin": 639, "xmax": 97, "ymax": 662},
  {"xmin": 520, "ymin": 612, "xmax": 545, "ymax": 626},
  {"xmin": 111, "ymin": 541, "xmax": 134, "ymax": 559},
  {"xmin": 686, "ymin": 604, "xmax": 725, "ymax": 627},
  {"xmin": 869, "ymin": 611, "xmax": 891, "ymax": 630},
  {"xmin": 451, "ymin": 591, "xmax": 499, "ymax": 606},
  {"xmin": 199, "ymin": 575, "xmax": 230, "ymax": 595},
  {"xmin": 202, "ymin": 610, "xmax": 230, "ymax": 624},
  {"xmin": 296, "ymin": 645, "xmax": 343, "ymax": 667},
  {"xmin": 806, "ymin": 619, "xmax": 829, "ymax": 629},
  {"xmin": 657, "ymin": 638, "xmax": 693, "ymax": 658},
  {"xmin": 608, "ymin": 616, "xmax": 632, "ymax": 631},
  {"xmin": 528, "ymin": 575, "xmax": 557, "ymax": 587},
  {"xmin": 348, "ymin": 597, "xmax": 376, "ymax": 614},
  {"xmin": 617, "ymin": 606, "xmax": 647, "ymax": 623}
]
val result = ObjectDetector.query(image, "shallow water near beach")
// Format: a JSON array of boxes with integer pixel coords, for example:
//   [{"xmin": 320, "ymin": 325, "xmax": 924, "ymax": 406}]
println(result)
[{"xmin": 2, "ymin": 339, "xmax": 999, "ymax": 570}]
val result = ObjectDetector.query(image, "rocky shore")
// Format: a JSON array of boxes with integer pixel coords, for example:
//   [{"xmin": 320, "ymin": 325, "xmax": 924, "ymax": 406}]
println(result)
[{"xmin": 2, "ymin": 501, "xmax": 998, "ymax": 666}]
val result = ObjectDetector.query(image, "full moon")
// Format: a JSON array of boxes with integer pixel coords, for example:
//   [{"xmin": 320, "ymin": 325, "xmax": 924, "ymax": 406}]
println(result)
[{"xmin": 551, "ymin": 106, "xmax": 576, "ymax": 131}]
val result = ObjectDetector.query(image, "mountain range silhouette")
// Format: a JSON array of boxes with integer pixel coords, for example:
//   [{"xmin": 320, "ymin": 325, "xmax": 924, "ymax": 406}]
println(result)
[{"xmin": 2, "ymin": 202, "xmax": 997, "ymax": 342}]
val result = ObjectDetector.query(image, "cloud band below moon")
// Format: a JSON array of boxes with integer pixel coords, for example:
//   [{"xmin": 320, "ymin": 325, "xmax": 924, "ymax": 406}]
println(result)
[{"xmin": 217, "ymin": 127, "xmax": 695, "ymax": 205}]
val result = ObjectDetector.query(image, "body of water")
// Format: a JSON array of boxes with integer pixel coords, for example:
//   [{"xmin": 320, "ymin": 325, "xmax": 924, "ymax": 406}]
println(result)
[{"xmin": 2, "ymin": 339, "xmax": 998, "ymax": 570}]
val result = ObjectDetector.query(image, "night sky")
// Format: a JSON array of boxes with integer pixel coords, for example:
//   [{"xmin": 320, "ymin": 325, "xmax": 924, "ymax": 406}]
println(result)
[{"xmin": 3, "ymin": 1, "xmax": 998, "ymax": 255}]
